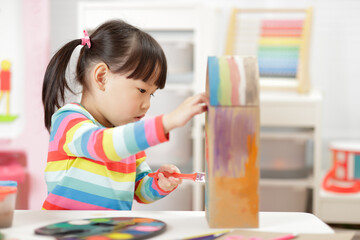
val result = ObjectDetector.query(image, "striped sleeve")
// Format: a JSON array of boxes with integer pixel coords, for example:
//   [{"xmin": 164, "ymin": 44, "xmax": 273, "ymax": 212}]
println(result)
[
  {"xmin": 49, "ymin": 104, "xmax": 169, "ymax": 162},
  {"xmin": 133, "ymin": 152, "xmax": 173, "ymax": 204}
]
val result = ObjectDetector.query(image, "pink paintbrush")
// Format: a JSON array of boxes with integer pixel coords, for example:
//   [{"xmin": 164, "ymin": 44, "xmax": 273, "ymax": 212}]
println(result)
[{"xmin": 148, "ymin": 171, "xmax": 206, "ymax": 183}]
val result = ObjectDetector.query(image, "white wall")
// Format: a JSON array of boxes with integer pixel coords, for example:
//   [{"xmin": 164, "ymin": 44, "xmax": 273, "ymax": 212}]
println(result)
[
  {"xmin": 50, "ymin": 0, "xmax": 360, "ymax": 169},
  {"xmin": 310, "ymin": 1, "xmax": 360, "ymax": 140}
]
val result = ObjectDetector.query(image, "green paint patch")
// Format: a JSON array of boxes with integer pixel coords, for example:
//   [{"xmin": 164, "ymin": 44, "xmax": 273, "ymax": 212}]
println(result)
[
  {"xmin": 0, "ymin": 115, "xmax": 18, "ymax": 122},
  {"xmin": 90, "ymin": 218, "xmax": 111, "ymax": 223}
]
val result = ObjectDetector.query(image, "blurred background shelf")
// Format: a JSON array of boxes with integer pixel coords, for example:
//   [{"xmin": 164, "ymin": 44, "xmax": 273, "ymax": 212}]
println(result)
[
  {"xmin": 259, "ymin": 90, "xmax": 322, "ymax": 213},
  {"xmin": 317, "ymin": 173, "xmax": 360, "ymax": 224},
  {"xmin": 260, "ymin": 175, "xmax": 313, "ymax": 188},
  {"xmin": 318, "ymin": 188, "xmax": 360, "ymax": 224}
]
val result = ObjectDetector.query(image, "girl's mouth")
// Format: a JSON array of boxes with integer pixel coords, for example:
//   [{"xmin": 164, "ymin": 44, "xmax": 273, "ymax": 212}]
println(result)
[{"xmin": 134, "ymin": 115, "xmax": 145, "ymax": 121}]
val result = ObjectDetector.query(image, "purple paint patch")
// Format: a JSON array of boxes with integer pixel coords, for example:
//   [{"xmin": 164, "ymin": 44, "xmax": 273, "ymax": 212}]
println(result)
[
  {"xmin": 213, "ymin": 108, "xmax": 231, "ymax": 173},
  {"xmin": 212, "ymin": 107, "xmax": 256, "ymax": 177}
]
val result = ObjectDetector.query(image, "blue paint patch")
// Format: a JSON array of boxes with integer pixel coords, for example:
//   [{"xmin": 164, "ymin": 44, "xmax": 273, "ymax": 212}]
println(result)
[
  {"xmin": 208, "ymin": 57, "xmax": 220, "ymax": 106},
  {"xmin": 354, "ymin": 154, "xmax": 360, "ymax": 179}
]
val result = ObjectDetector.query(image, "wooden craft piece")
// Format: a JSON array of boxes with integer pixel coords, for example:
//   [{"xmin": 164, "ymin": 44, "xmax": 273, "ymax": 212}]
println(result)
[{"xmin": 205, "ymin": 56, "xmax": 260, "ymax": 228}]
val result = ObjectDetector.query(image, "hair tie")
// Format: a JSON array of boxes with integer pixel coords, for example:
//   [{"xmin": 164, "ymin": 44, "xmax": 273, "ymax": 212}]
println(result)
[{"xmin": 81, "ymin": 30, "xmax": 91, "ymax": 48}]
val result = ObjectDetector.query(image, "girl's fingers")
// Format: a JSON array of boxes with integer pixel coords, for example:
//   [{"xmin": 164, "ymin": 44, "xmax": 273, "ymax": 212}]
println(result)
[
  {"xmin": 158, "ymin": 164, "xmax": 172, "ymax": 173},
  {"xmin": 201, "ymin": 105, "xmax": 208, "ymax": 112},
  {"xmin": 160, "ymin": 164, "xmax": 180, "ymax": 174},
  {"xmin": 196, "ymin": 104, "xmax": 208, "ymax": 114},
  {"xmin": 171, "ymin": 165, "xmax": 181, "ymax": 173},
  {"xmin": 157, "ymin": 165, "xmax": 182, "ymax": 190},
  {"xmin": 158, "ymin": 175, "xmax": 171, "ymax": 188},
  {"xmin": 158, "ymin": 176, "xmax": 180, "ymax": 191},
  {"xmin": 168, "ymin": 177, "xmax": 182, "ymax": 185},
  {"xmin": 158, "ymin": 172, "xmax": 165, "ymax": 180},
  {"xmin": 193, "ymin": 93, "xmax": 209, "ymax": 105}
]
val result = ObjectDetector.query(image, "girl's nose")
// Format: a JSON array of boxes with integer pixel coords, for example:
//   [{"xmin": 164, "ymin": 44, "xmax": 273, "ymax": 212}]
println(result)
[{"xmin": 141, "ymin": 97, "xmax": 151, "ymax": 110}]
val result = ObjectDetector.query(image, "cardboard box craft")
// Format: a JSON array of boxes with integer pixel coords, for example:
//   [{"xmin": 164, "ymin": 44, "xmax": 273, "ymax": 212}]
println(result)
[{"xmin": 205, "ymin": 56, "xmax": 260, "ymax": 228}]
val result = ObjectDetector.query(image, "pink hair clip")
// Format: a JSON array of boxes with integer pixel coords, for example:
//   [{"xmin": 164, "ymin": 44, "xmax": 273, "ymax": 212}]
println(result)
[{"xmin": 81, "ymin": 30, "xmax": 91, "ymax": 48}]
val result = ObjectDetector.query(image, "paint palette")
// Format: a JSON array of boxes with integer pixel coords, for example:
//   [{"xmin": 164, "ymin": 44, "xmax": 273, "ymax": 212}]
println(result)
[{"xmin": 34, "ymin": 217, "xmax": 166, "ymax": 240}]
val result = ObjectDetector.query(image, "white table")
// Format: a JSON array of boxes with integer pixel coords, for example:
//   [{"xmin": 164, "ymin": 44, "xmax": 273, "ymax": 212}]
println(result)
[{"xmin": 1, "ymin": 210, "xmax": 334, "ymax": 239}]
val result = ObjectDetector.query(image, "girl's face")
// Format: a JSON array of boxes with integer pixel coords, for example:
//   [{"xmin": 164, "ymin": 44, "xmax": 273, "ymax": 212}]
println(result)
[{"xmin": 98, "ymin": 71, "xmax": 158, "ymax": 127}]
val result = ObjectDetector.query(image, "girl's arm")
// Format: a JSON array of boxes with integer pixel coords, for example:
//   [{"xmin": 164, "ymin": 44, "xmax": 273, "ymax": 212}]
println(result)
[
  {"xmin": 133, "ymin": 154, "xmax": 176, "ymax": 203},
  {"xmin": 162, "ymin": 92, "xmax": 208, "ymax": 134},
  {"xmin": 49, "ymin": 106, "xmax": 168, "ymax": 162},
  {"xmin": 51, "ymin": 91, "xmax": 208, "ymax": 162}
]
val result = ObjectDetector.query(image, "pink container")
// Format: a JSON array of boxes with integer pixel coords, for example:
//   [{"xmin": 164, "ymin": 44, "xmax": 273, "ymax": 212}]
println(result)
[{"xmin": 0, "ymin": 186, "xmax": 17, "ymax": 228}]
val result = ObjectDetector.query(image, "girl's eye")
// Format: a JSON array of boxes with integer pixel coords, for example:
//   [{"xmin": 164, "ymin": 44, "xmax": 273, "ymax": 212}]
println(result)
[
  {"xmin": 139, "ymin": 88, "xmax": 146, "ymax": 93},
  {"xmin": 150, "ymin": 93, "xmax": 155, "ymax": 97}
]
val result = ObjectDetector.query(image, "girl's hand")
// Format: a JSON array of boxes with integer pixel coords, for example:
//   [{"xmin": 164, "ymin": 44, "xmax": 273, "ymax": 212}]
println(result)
[
  {"xmin": 162, "ymin": 92, "xmax": 209, "ymax": 134},
  {"xmin": 156, "ymin": 164, "xmax": 182, "ymax": 191}
]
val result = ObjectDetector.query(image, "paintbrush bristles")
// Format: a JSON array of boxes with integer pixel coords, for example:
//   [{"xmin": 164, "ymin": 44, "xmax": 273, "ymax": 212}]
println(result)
[{"xmin": 195, "ymin": 173, "xmax": 206, "ymax": 182}]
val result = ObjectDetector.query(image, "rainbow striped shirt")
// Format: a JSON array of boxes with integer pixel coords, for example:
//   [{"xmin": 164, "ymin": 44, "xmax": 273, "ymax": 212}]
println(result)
[{"xmin": 42, "ymin": 103, "xmax": 172, "ymax": 210}]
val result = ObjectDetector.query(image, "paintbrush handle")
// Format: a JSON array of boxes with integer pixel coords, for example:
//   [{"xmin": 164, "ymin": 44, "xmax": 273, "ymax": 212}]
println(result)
[
  {"xmin": 148, "ymin": 172, "xmax": 197, "ymax": 181},
  {"xmin": 270, "ymin": 234, "xmax": 297, "ymax": 240}
]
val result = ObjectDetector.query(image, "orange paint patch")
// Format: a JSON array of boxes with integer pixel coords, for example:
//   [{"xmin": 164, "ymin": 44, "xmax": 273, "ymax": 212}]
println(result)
[
  {"xmin": 133, "ymin": 218, "xmax": 154, "ymax": 223},
  {"xmin": 206, "ymin": 116, "xmax": 259, "ymax": 228}
]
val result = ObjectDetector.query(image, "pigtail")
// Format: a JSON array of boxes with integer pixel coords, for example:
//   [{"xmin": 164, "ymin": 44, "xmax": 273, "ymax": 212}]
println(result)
[{"xmin": 42, "ymin": 40, "xmax": 81, "ymax": 131}]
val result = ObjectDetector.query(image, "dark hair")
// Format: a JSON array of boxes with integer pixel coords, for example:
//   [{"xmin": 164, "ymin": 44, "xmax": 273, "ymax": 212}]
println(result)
[{"xmin": 42, "ymin": 19, "xmax": 167, "ymax": 131}]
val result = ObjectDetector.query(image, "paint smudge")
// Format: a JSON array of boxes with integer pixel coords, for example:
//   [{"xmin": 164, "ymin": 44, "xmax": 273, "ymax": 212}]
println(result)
[
  {"xmin": 211, "ymin": 107, "xmax": 256, "ymax": 177},
  {"xmin": 206, "ymin": 106, "xmax": 259, "ymax": 228}
]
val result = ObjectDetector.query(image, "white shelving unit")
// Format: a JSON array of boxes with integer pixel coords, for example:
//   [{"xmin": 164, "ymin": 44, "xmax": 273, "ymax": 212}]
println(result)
[
  {"xmin": 78, "ymin": 1, "xmax": 218, "ymax": 211},
  {"xmin": 316, "ymin": 141, "xmax": 360, "ymax": 224},
  {"xmin": 259, "ymin": 90, "xmax": 322, "ymax": 212},
  {"xmin": 317, "ymin": 188, "xmax": 360, "ymax": 224}
]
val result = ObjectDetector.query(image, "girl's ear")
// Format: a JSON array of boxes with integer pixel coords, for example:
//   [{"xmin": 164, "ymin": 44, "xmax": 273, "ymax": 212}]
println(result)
[{"xmin": 93, "ymin": 62, "xmax": 109, "ymax": 91}]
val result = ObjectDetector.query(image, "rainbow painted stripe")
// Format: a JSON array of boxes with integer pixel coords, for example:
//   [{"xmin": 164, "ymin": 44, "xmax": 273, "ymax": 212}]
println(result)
[
  {"xmin": 207, "ymin": 56, "xmax": 259, "ymax": 107},
  {"xmin": 258, "ymin": 19, "xmax": 304, "ymax": 78}
]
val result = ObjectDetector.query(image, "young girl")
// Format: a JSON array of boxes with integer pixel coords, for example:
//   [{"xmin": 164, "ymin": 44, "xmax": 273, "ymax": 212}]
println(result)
[{"xmin": 41, "ymin": 20, "xmax": 208, "ymax": 210}]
